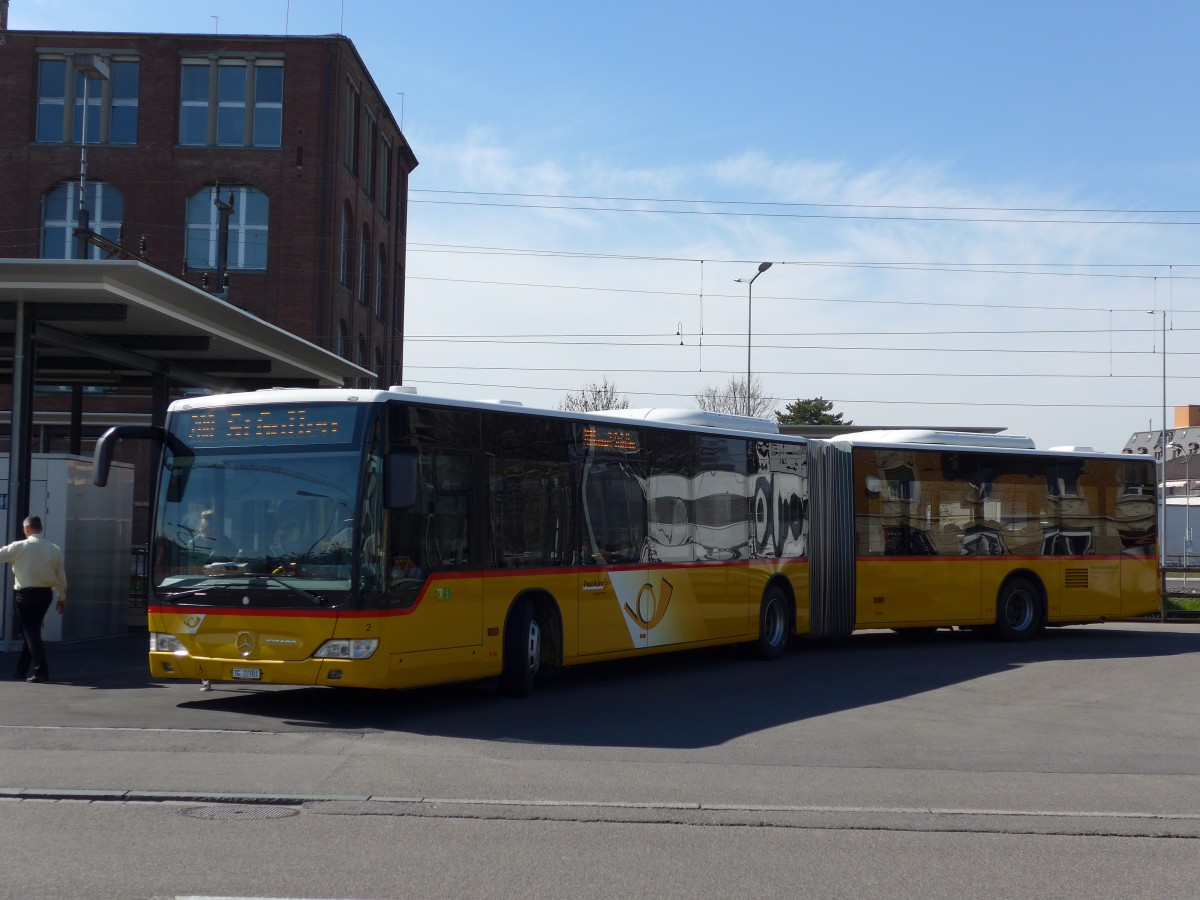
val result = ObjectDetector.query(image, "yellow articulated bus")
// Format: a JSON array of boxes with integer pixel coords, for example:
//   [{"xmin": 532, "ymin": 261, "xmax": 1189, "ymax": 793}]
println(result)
[{"xmin": 92, "ymin": 389, "xmax": 1159, "ymax": 694}]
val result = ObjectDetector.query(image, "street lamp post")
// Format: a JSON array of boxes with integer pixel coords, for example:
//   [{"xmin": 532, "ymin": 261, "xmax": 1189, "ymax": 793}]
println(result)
[
  {"xmin": 72, "ymin": 55, "xmax": 110, "ymax": 259},
  {"xmin": 734, "ymin": 261, "xmax": 772, "ymax": 417}
]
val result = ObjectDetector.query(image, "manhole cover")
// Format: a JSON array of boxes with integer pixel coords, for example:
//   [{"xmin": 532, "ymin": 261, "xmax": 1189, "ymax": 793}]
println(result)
[{"xmin": 184, "ymin": 805, "xmax": 299, "ymax": 821}]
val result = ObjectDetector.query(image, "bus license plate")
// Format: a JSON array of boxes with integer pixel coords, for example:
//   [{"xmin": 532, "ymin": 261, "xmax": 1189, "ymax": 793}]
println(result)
[{"xmin": 231, "ymin": 667, "xmax": 262, "ymax": 681}]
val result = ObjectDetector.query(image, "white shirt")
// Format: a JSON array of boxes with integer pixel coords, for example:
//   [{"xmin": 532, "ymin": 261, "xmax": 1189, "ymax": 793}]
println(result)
[{"xmin": 0, "ymin": 533, "xmax": 67, "ymax": 599}]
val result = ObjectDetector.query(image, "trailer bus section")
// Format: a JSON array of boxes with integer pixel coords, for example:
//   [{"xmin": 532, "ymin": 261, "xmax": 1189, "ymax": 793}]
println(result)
[{"xmin": 91, "ymin": 389, "xmax": 1159, "ymax": 693}]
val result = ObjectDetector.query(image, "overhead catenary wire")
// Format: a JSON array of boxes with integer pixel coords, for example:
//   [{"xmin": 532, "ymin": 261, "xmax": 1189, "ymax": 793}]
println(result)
[
  {"xmin": 401, "ymin": 339, "xmax": 1200, "ymax": 356},
  {"xmin": 11, "ymin": 180, "xmax": 1198, "ymax": 423},
  {"xmin": 411, "ymin": 188, "xmax": 1200, "ymax": 218},
  {"xmin": 405, "ymin": 363, "xmax": 1200, "ymax": 380},
  {"xmin": 409, "ymin": 274, "xmax": 1194, "ymax": 315},
  {"xmin": 404, "ymin": 378, "xmax": 1172, "ymax": 410}
]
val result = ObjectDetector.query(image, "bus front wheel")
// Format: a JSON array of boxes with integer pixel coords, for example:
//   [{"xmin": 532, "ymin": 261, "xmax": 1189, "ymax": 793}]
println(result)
[
  {"xmin": 500, "ymin": 598, "xmax": 542, "ymax": 696},
  {"xmin": 993, "ymin": 577, "xmax": 1043, "ymax": 642},
  {"xmin": 754, "ymin": 586, "xmax": 791, "ymax": 660}
]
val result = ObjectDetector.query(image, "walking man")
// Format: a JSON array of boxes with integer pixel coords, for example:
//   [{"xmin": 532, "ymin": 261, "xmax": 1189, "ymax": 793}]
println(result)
[{"xmin": 1, "ymin": 516, "xmax": 67, "ymax": 683}]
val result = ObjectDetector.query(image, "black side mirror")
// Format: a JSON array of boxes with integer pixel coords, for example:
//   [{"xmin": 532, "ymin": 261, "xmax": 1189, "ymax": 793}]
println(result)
[{"xmin": 93, "ymin": 425, "xmax": 167, "ymax": 486}]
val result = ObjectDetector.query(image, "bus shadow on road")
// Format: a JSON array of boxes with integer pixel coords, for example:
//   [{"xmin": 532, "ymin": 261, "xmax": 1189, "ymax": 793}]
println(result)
[{"xmin": 175, "ymin": 624, "xmax": 1200, "ymax": 749}]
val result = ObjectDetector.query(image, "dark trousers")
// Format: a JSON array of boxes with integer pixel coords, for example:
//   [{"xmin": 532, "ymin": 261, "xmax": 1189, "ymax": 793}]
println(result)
[{"xmin": 13, "ymin": 587, "xmax": 53, "ymax": 681}]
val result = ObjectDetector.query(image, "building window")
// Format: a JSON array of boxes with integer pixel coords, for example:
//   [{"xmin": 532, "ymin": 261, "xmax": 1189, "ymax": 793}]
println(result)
[
  {"xmin": 339, "ymin": 205, "xmax": 353, "ymax": 289},
  {"xmin": 364, "ymin": 112, "xmax": 378, "ymax": 198},
  {"xmin": 179, "ymin": 63, "xmax": 209, "ymax": 145},
  {"xmin": 357, "ymin": 336, "xmax": 368, "ymax": 389},
  {"xmin": 375, "ymin": 246, "xmax": 386, "ymax": 319},
  {"xmin": 41, "ymin": 182, "xmax": 124, "ymax": 259},
  {"xmin": 337, "ymin": 320, "xmax": 348, "ymax": 358},
  {"xmin": 345, "ymin": 81, "xmax": 360, "ymax": 175},
  {"xmin": 380, "ymin": 140, "xmax": 392, "ymax": 217},
  {"xmin": 185, "ymin": 185, "xmax": 269, "ymax": 270},
  {"xmin": 36, "ymin": 59, "xmax": 66, "ymax": 141},
  {"xmin": 374, "ymin": 348, "xmax": 384, "ymax": 388},
  {"xmin": 179, "ymin": 58, "xmax": 283, "ymax": 148},
  {"xmin": 216, "ymin": 64, "xmax": 247, "ymax": 146},
  {"xmin": 252, "ymin": 64, "xmax": 284, "ymax": 146},
  {"xmin": 36, "ymin": 55, "xmax": 139, "ymax": 145},
  {"xmin": 392, "ymin": 262, "xmax": 402, "ymax": 330},
  {"xmin": 108, "ymin": 61, "xmax": 140, "ymax": 143},
  {"xmin": 358, "ymin": 225, "xmax": 370, "ymax": 305},
  {"xmin": 396, "ymin": 167, "xmax": 409, "ymax": 233}
]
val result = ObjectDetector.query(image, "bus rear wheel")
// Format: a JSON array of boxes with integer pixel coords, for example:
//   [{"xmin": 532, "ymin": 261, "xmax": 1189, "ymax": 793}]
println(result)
[
  {"xmin": 754, "ymin": 586, "xmax": 791, "ymax": 660},
  {"xmin": 500, "ymin": 598, "xmax": 542, "ymax": 696},
  {"xmin": 993, "ymin": 577, "xmax": 1043, "ymax": 642}
]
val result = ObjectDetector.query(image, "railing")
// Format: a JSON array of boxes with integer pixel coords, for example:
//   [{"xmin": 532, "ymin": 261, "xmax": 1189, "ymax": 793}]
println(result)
[{"xmin": 1163, "ymin": 554, "xmax": 1200, "ymax": 570}]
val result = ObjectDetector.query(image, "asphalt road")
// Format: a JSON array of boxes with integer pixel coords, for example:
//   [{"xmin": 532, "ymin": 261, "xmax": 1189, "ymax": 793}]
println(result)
[{"xmin": 2, "ymin": 623, "xmax": 1199, "ymax": 899}]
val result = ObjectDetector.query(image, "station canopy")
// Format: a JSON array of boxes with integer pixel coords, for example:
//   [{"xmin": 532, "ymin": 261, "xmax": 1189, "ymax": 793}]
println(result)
[{"xmin": 0, "ymin": 259, "xmax": 371, "ymax": 394}]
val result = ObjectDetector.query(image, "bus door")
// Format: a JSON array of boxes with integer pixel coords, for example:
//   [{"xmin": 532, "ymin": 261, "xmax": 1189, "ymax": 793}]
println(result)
[
  {"xmin": 694, "ymin": 466, "xmax": 750, "ymax": 638},
  {"xmin": 855, "ymin": 448, "xmax": 983, "ymax": 624},
  {"xmin": 1050, "ymin": 459, "xmax": 1121, "ymax": 619},
  {"xmin": 909, "ymin": 451, "xmax": 986, "ymax": 623},
  {"xmin": 387, "ymin": 445, "xmax": 483, "ymax": 653},
  {"xmin": 486, "ymin": 419, "xmax": 574, "ymax": 649},
  {"xmin": 576, "ymin": 446, "xmax": 651, "ymax": 654}
]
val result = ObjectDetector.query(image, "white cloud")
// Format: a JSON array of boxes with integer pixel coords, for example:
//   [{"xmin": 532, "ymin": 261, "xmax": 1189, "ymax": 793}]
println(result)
[{"xmin": 407, "ymin": 132, "xmax": 1197, "ymax": 451}]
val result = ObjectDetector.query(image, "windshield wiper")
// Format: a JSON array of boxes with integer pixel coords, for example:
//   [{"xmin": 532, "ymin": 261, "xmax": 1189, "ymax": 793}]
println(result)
[
  {"xmin": 161, "ymin": 577, "xmax": 327, "ymax": 606},
  {"xmin": 249, "ymin": 575, "xmax": 327, "ymax": 606},
  {"xmin": 162, "ymin": 582, "xmax": 241, "ymax": 600}
]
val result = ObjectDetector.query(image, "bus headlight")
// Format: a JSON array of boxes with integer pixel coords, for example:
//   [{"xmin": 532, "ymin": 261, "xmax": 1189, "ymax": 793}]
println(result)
[
  {"xmin": 314, "ymin": 639, "xmax": 379, "ymax": 659},
  {"xmin": 150, "ymin": 633, "xmax": 188, "ymax": 655}
]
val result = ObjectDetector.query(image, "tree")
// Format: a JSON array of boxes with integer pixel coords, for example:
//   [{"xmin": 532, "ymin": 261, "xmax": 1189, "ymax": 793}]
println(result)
[
  {"xmin": 694, "ymin": 376, "xmax": 775, "ymax": 418},
  {"xmin": 558, "ymin": 377, "xmax": 630, "ymax": 412},
  {"xmin": 776, "ymin": 397, "xmax": 852, "ymax": 427}
]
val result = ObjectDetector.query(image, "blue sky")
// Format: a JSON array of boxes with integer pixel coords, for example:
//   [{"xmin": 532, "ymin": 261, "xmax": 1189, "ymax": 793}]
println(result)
[{"xmin": 14, "ymin": 0, "xmax": 1200, "ymax": 450}]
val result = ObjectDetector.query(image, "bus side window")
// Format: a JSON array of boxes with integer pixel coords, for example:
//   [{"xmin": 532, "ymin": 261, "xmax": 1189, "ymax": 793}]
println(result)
[
  {"xmin": 428, "ymin": 449, "xmax": 472, "ymax": 567},
  {"xmin": 582, "ymin": 460, "xmax": 646, "ymax": 564},
  {"xmin": 385, "ymin": 449, "xmax": 418, "ymax": 508}
]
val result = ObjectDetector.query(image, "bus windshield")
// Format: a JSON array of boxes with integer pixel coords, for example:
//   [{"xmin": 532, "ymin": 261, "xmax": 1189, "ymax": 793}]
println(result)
[{"xmin": 151, "ymin": 403, "xmax": 366, "ymax": 607}]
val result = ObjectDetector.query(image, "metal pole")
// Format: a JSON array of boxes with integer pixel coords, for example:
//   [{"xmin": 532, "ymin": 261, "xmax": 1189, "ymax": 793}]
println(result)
[
  {"xmin": 77, "ymin": 75, "xmax": 90, "ymax": 259},
  {"xmin": 1161, "ymin": 310, "xmax": 1168, "ymax": 619},
  {"xmin": 736, "ymin": 262, "xmax": 772, "ymax": 417},
  {"xmin": 4, "ymin": 300, "xmax": 35, "ymax": 651},
  {"xmin": 746, "ymin": 279, "xmax": 753, "ymax": 416},
  {"xmin": 1184, "ymin": 453, "xmax": 1192, "ymax": 585}
]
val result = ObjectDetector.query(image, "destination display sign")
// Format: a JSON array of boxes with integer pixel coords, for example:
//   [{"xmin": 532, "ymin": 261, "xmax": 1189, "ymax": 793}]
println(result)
[
  {"xmin": 580, "ymin": 424, "xmax": 640, "ymax": 453},
  {"xmin": 173, "ymin": 405, "xmax": 360, "ymax": 447}
]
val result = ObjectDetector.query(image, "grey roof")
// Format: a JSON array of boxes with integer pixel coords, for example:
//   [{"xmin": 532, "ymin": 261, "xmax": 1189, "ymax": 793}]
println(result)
[{"xmin": 0, "ymin": 259, "xmax": 371, "ymax": 392}]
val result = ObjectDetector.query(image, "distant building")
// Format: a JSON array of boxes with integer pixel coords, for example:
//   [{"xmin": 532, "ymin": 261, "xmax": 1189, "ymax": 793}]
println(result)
[
  {"xmin": 1123, "ymin": 406, "xmax": 1200, "ymax": 471},
  {"xmin": 1124, "ymin": 406, "xmax": 1200, "ymax": 566},
  {"xmin": 0, "ymin": 26, "xmax": 417, "ymax": 449}
]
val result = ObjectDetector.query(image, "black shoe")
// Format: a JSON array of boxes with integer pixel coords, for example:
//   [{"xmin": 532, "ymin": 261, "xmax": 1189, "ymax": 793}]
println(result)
[{"xmin": 25, "ymin": 675, "xmax": 48, "ymax": 683}]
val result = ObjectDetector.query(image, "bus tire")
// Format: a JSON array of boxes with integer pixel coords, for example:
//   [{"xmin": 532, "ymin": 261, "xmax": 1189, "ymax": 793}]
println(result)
[
  {"xmin": 993, "ymin": 576, "xmax": 1043, "ymax": 642},
  {"xmin": 500, "ymin": 598, "xmax": 542, "ymax": 696},
  {"xmin": 754, "ymin": 586, "xmax": 791, "ymax": 660}
]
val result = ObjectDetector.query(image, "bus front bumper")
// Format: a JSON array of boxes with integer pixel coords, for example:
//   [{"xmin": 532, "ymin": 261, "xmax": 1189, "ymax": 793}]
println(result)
[{"xmin": 149, "ymin": 652, "xmax": 385, "ymax": 687}]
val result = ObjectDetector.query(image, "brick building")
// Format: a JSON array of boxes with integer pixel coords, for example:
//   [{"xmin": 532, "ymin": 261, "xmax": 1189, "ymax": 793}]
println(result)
[{"xmin": 0, "ymin": 26, "xmax": 417, "ymax": 411}]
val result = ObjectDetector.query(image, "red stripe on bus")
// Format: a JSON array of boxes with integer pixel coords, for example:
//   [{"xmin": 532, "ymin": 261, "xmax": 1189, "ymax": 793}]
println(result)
[{"xmin": 855, "ymin": 555, "xmax": 1137, "ymax": 563}]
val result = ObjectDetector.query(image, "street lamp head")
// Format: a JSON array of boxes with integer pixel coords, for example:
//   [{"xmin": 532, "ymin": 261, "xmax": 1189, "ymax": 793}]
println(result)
[
  {"xmin": 72, "ymin": 54, "xmax": 110, "ymax": 81},
  {"xmin": 735, "ymin": 262, "xmax": 774, "ymax": 284}
]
